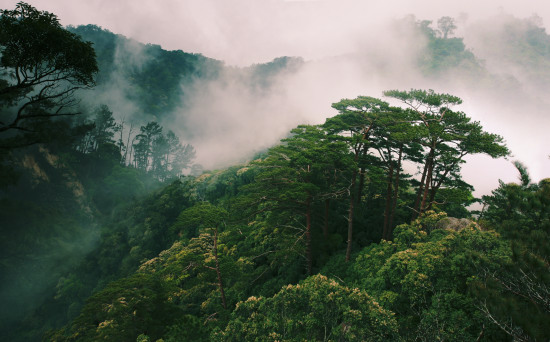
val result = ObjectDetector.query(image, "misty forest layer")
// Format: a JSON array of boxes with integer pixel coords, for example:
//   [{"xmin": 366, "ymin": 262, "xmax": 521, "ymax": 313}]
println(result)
[{"xmin": 0, "ymin": 3, "xmax": 549, "ymax": 342}]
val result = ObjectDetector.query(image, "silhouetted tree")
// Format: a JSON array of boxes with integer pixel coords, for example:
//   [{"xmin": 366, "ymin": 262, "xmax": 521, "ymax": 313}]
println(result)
[{"xmin": 0, "ymin": 2, "xmax": 97, "ymax": 148}]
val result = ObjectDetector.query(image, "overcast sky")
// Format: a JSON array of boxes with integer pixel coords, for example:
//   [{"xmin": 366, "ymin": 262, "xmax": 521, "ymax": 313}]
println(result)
[
  {"xmin": 1, "ymin": 0, "xmax": 549, "ymax": 194},
  {"xmin": 1, "ymin": 0, "xmax": 549, "ymax": 65}
]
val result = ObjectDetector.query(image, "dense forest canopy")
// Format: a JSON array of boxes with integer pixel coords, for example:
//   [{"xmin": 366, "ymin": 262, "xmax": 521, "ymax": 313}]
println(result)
[{"xmin": 0, "ymin": 2, "xmax": 548, "ymax": 342}]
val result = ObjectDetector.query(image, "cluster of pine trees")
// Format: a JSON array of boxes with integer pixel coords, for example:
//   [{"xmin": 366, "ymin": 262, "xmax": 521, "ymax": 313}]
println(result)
[
  {"xmin": 43, "ymin": 140, "xmax": 548, "ymax": 341},
  {"xmin": 40, "ymin": 91, "xmax": 546, "ymax": 341},
  {"xmin": 75, "ymin": 104, "xmax": 196, "ymax": 181},
  {"xmin": 1, "ymin": 3, "xmax": 548, "ymax": 342}
]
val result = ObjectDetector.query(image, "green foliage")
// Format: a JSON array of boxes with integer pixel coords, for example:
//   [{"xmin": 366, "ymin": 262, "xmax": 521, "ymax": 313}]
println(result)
[
  {"xmin": 174, "ymin": 202, "xmax": 228, "ymax": 230},
  {"xmin": 482, "ymin": 164, "xmax": 549, "ymax": 232},
  {"xmin": 437, "ymin": 16, "xmax": 457, "ymax": 39},
  {"xmin": 0, "ymin": 12, "xmax": 526, "ymax": 338},
  {"xmin": 131, "ymin": 121, "xmax": 195, "ymax": 181},
  {"xmin": 67, "ymin": 25, "xmax": 223, "ymax": 118},
  {"xmin": 475, "ymin": 163, "xmax": 550, "ymax": 341},
  {"xmin": 0, "ymin": 145, "xmax": 101, "ymax": 338},
  {"xmin": 238, "ymin": 124, "xmax": 353, "ymax": 272},
  {"xmin": 215, "ymin": 274, "xmax": 399, "ymax": 341},
  {"xmin": 245, "ymin": 56, "xmax": 304, "ymax": 93},
  {"xmin": 348, "ymin": 211, "xmax": 510, "ymax": 340},
  {"xmin": 137, "ymin": 220, "xmax": 255, "ymax": 337},
  {"xmin": 162, "ymin": 314, "xmax": 210, "ymax": 342},
  {"xmin": 49, "ymin": 273, "xmax": 179, "ymax": 342},
  {"xmin": 384, "ymin": 89, "xmax": 508, "ymax": 219},
  {"xmin": 78, "ymin": 104, "xmax": 120, "ymax": 154},
  {"xmin": 472, "ymin": 14, "xmax": 550, "ymax": 89},
  {"xmin": 0, "ymin": 2, "xmax": 97, "ymax": 147},
  {"xmin": 383, "ymin": 88, "xmax": 462, "ymax": 107},
  {"xmin": 405, "ymin": 17, "xmax": 483, "ymax": 76}
]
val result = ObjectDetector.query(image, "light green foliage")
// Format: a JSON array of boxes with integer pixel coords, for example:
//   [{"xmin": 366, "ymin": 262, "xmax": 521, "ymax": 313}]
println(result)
[
  {"xmin": 215, "ymin": 274, "xmax": 399, "ymax": 341},
  {"xmin": 139, "ymin": 239, "xmax": 224, "ymax": 314},
  {"xmin": 174, "ymin": 202, "xmax": 228, "ymax": 231},
  {"xmin": 136, "ymin": 334, "xmax": 151, "ymax": 342},
  {"xmin": 348, "ymin": 211, "xmax": 511, "ymax": 341},
  {"xmin": 140, "ymin": 202, "xmax": 253, "ymax": 328}
]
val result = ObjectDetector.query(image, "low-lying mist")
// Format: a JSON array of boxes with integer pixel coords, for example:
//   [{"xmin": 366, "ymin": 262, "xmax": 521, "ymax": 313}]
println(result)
[
  {"xmin": 79, "ymin": 9, "xmax": 549, "ymax": 200},
  {"xmin": 155, "ymin": 13, "xmax": 548, "ymax": 200}
]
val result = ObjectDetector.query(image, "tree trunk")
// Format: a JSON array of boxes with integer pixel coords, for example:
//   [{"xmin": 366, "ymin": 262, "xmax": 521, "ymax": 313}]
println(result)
[
  {"xmin": 345, "ymin": 125, "xmax": 373, "ymax": 261},
  {"xmin": 118, "ymin": 117, "xmax": 125, "ymax": 158},
  {"xmin": 420, "ymin": 158, "xmax": 433, "ymax": 216},
  {"xmin": 305, "ymin": 195, "xmax": 313, "ymax": 275},
  {"xmin": 417, "ymin": 145, "xmax": 435, "ymax": 217},
  {"xmin": 426, "ymin": 155, "xmax": 463, "ymax": 211},
  {"xmin": 213, "ymin": 227, "xmax": 227, "ymax": 310},
  {"xmin": 345, "ymin": 169, "xmax": 357, "ymax": 262},
  {"xmin": 413, "ymin": 155, "xmax": 429, "ymax": 217},
  {"xmin": 388, "ymin": 145, "xmax": 403, "ymax": 238},
  {"xmin": 323, "ymin": 199, "xmax": 330, "ymax": 239},
  {"xmin": 124, "ymin": 123, "xmax": 134, "ymax": 165},
  {"xmin": 427, "ymin": 185, "xmax": 437, "ymax": 211},
  {"xmin": 382, "ymin": 161, "xmax": 394, "ymax": 240},
  {"xmin": 356, "ymin": 166, "xmax": 365, "ymax": 205}
]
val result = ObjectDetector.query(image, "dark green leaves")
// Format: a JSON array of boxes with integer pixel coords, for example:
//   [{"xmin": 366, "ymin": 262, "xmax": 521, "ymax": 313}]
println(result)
[
  {"xmin": 384, "ymin": 89, "xmax": 462, "ymax": 108},
  {"xmin": 0, "ymin": 2, "xmax": 98, "ymax": 145}
]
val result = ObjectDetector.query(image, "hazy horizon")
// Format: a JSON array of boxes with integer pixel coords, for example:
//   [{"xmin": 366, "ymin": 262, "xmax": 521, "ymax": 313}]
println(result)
[
  {"xmin": 1, "ymin": 0, "xmax": 549, "ymax": 66},
  {"xmin": 1, "ymin": 0, "xmax": 549, "ymax": 196}
]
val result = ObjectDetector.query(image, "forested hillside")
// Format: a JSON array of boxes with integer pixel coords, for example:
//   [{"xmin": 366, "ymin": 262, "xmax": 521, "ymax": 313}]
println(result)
[
  {"xmin": 1, "ymin": 3, "xmax": 548, "ymax": 342},
  {"xmin": 65, "ymin": 24, "xmax": 304, "ymax": 124}
]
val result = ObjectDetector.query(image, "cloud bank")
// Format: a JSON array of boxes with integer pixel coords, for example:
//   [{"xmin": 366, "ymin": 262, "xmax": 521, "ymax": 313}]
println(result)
[{"xmin": 1, "ymin": 0, "xmax": 548, "ymax": 193}]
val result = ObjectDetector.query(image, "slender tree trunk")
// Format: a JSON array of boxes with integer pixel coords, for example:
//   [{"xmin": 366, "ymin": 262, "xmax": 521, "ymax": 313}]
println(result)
[
  {"xmin": 388, "ymin": 145, "xmax": 403, "ymax": 238},
  {"xmin": 426, "ymin": 155, "xmax": 463, "ymax": 210},
  {"xmin": 124, "ymin": 123, "xmax": 134, "ymax": 166},
  {"xmin": 305, "ymin": 195, "xmax": 312, "ymax": 275},
  {"xmin": 323, "ymin": 199, "xmax": 330, "ymax": 239},
  {"xmin": 381, "ymin": 145, "xmax": 393, "ymax": 239},
  {"xmin": 356, "ymin": 166, "xmax": 365, "ymax": 205},
  {"xmin": 382, "ymin": 161, "xmax": 394, "ymax": 240},
  {"xmin": 427, "ymin": 184, "xmax": 437, "ymax": 211},
  {"xmin": 213, "ymin": 227, "xmax": 227, "ymax": 309},
  {"xmin": 416, "ymin": 145, "xmax": 435, "ymax": 218},
  {"xmin": 346, "ymin": 169, "xmax": 357, "ymax": 262},
  {"xmin": 413, "ymin": 156, "xmax": 429, "ymax": 217},
  {"xmin": 118, "ymin": 117, "xmax": 125, "ymax": 159},
  {"xmin": 420, "ymin": 158, "xmax": 434, "ymax": 216},
  {"xmin": 345, "ymin": 125, "xmax": 373, "ymax": 262}
]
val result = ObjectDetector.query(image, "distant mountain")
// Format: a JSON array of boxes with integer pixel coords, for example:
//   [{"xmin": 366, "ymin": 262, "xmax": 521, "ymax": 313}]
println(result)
[
  {"xmin": 68, "ymin": 25, "xmax": 304, "ymax": 121},
  {"xmin": 465, "ymin": 14, "xmax": 550, "ymax": 94},
  {"xmin": 68, "ymin": 25, "xmax": 224, "ymax": 118}
]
